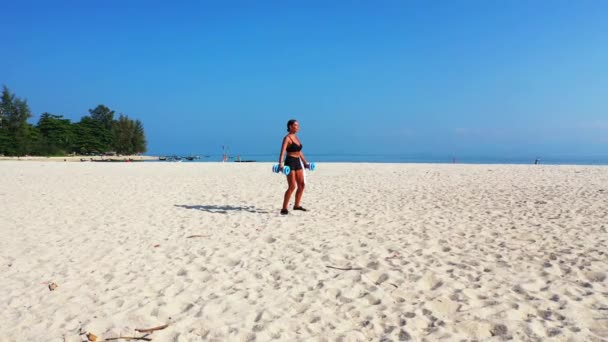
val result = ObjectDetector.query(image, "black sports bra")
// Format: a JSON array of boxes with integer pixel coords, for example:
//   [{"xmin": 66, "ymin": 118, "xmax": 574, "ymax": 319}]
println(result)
[{"xmin": 286, "ymin": 136, "xmax": 302, "ymax": 153}]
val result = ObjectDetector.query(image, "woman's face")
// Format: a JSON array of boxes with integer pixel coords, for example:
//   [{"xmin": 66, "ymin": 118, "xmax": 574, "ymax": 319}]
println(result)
[{"xmin": 290, "ymin": 121, "xmax": 300, "ymax": 133}]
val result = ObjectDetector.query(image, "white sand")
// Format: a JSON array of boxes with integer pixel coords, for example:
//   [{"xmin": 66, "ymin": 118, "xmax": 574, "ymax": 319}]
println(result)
[{"xmin": 1, "ymin": 162, "xmax": 607, "ymax": 341}]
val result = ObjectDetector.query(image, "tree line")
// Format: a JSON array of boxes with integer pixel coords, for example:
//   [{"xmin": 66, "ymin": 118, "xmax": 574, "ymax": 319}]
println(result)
[{"xmin": 0, "ymin": 86, "xmax": 147, "ymax": 156}]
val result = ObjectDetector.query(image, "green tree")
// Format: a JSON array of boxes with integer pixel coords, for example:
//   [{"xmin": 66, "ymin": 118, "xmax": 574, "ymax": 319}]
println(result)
[
  {"xmin": 0, "ymin": 125, "xmax": 13, "ymax": 155},
  {"xmin": 0, "ymin": 86, "xmax": 33, "ymax": 155},
  {"xmin": 0, "ymin": 102, "xmax": 11, "ymax": 155},
  {"xmin": 112, "ymin": 114, "xmax": 134, "ymax": 154},
  {"xmin": 0, "ymin": 87, "xmax": 148, "ymax": 156},
  {"xmin": 87, "ymin": 105, "xmax": 115, "ymax": 150},
  {"xmin": 26, "ymin": 125, "xmax": 44, "ymax": 155},
  {"xmin": 36, "ymin": 113, "xmax": 74, "ymax": 155},
  {"xmin": 89, "ymin": 104, "xmax": 115, "ymax": 130},
  {"xmin": 132, "ymin": 119, "xmax": 147, "ymax": 153},
  {"xmin": 72, "ymin": 116, "xmax": 109, "ymax": 154}
]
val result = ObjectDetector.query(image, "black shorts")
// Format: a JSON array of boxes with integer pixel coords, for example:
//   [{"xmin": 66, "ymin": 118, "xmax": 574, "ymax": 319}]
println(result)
[{"xmin": 284, "ymin": 156, "xmax": 302, "ymax": 171}]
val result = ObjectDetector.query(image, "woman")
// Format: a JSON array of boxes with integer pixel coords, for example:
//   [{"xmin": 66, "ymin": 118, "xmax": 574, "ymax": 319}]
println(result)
[{"xmin": 278, "ymin": 119, "xmax": 310, "ymax": 215}]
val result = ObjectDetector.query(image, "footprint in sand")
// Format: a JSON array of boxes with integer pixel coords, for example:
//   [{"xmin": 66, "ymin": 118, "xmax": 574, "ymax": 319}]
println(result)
[{"xmin": 584, "ymin": 271, "xmax": 606, "ymax": 282}]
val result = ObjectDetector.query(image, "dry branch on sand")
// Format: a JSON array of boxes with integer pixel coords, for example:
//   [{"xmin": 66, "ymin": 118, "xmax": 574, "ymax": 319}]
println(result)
[
  {"xmin": 326, "ymin": 265, "xmax": 363, "ymax": 271},
  {"xmin": 134, "ymin": 324, "xmax": 169, "ymax": 333},
  {"xmin": 102, "ymin": 336, "xmax": 151, "ymax": 341}
]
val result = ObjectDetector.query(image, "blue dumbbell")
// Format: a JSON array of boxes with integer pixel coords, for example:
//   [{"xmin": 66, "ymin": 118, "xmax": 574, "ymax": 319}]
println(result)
[
  {"xmin": 272, "ymin": 164, "xmax": 291, "ymax": 175},
  {"xmin": 306, "ymin": 162, "xmax": 316, "ymax": 171}
]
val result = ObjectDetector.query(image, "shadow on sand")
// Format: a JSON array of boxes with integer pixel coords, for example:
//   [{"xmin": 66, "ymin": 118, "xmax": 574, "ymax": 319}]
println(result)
[{"xmin": 175, "ymin": 204, "xmax": 270, "ymax": 214}]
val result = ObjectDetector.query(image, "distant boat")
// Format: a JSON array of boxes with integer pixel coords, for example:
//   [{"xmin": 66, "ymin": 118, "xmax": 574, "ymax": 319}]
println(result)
[
  {"xmin": 159, "ymin": 155, "xmax": 202, "ymax": 162},
  {"xmin": 167, "ymin": 155, "xmax": 182, "ymax": 162},
  {"xmin": 90, "ymin": 158, "xmax": 143, "ymax": 162}
]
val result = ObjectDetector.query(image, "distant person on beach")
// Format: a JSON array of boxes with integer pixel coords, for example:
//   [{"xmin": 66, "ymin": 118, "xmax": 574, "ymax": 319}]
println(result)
[
  {"xmin": 535, "ymin": 157, "xmax": 540, "ymax": 165},
  {"xmin": 278, "ymin": 119, "xmax": 310, "ymax": 215}
]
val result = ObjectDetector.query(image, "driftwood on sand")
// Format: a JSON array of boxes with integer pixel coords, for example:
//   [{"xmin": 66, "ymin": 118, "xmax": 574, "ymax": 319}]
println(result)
[
  {"xmin": 326, "ymin": 265, "xmax": 363, "ymax": 271},
  {"xmin": 102, "ymin": 336, "xmax": 151, "ymax": 341},
  {"xmin": 135, "ymin": 324, "xmax": 169, "ymax": 333},
  {"xmin": 99, "ymin": 324, "xmax": 167, "ymax": 341}
]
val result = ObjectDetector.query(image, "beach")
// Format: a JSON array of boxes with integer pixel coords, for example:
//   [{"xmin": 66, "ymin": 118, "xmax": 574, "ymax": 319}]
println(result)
[{"xmin": 1, "ymin": 162, "xmax": 607, "ymax": 341}]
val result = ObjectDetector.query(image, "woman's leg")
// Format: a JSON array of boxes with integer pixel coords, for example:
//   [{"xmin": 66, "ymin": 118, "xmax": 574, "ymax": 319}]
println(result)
[
  {"xmin": 282, "ymin": 171, "xmax": 297, "ymax": 210},
  {"xmin": 294, "ymin": 170, "xmax": 305, "ymax": 208}
]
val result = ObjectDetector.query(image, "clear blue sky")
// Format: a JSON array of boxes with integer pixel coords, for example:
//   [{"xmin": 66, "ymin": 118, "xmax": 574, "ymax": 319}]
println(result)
[{"xmin": 2, "ymin": 1, "xmax": 607, "ymax": 158}]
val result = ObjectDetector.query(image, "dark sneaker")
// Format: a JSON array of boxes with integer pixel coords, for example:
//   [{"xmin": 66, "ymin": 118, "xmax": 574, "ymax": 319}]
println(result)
[
  {"xmin": 280, "ymin": 209, "xmax": 289, "ymax": 215},
  {"xmin": 293, "ymin": 206, "xmax": 308, "ymax": 211}
]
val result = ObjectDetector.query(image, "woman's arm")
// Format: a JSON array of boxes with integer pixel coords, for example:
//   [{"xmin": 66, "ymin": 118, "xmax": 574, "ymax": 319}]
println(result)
[
  {"xmin": 278, "ymin": 136, "xmax": 289, "ymax": 167},
  {"xmin": 299, "ymin": 151, "xmax": 309, "ymax": 167}
]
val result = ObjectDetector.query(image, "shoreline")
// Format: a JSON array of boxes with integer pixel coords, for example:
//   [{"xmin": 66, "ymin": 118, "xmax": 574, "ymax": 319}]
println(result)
[
  {"xmin": 2, "ymin": 154, "xmax": 608, "ymax": 166},
  {"xmin": 0, "ymin": 155, "xmax": 158, "ymax": 162},
  {"xmin": 2, "ymin": 156, "xmax": 608, "ymax": 167},
  {"xmin": 3, "ymin": 157, "xmax": 608, "ymax": 167}
]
